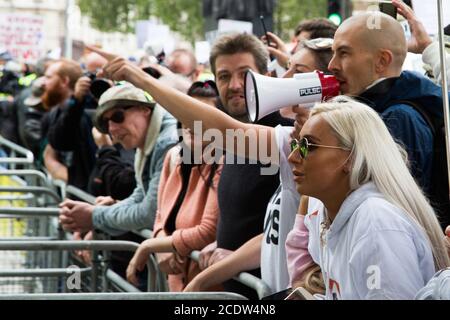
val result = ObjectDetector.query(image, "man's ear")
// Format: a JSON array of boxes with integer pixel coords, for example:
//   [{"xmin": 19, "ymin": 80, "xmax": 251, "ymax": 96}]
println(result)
[
  {"xmin": 375, "ymin": 49, "xmax": 393, "ymax": 74},
  {"xmin": 143, "ymin": 106, "xmax": 152, "ymax": 116},
  {"xmin": 61, "ymin": 75, "xmax": 70, "ymax": 89}
]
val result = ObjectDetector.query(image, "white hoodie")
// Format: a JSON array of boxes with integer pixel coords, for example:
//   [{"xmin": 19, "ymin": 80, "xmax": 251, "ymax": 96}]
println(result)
[
  {"xmin": 422, "ymin": 41, "xmax": 450, "ymax": 90},
  {"xmin": 304, "ymin": 183, "xmax": 436, "ymax": 300}
]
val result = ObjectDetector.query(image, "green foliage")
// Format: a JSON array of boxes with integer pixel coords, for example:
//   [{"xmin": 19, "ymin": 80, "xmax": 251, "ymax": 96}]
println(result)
[
  {"xmin": 274, "ymin": 0, "xmax": 328, "ymax": 40},
  {"xmin": 149, "ymin": 0, "xmax": 203, "ymax": 43},
  {"xmin": 77, "ymin": 0, "xmax": 203, "ymax": 43},
  {"xmin": 77, "ymin": 0, "xmax": 136, "ymax": 33},
  {"xmin": 77, "ymin": 0, "xmax": 329, "ymax": 43}
]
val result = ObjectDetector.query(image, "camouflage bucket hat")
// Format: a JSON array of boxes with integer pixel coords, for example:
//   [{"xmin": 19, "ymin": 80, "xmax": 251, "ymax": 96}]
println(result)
[{"xmin": 94, "ymin": 82, "xmax": 155, "ymax": 133}]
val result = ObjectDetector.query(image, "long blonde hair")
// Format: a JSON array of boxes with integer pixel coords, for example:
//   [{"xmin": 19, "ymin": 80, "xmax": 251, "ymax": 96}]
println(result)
[
  {"xmin": 310, "ymin": 96, "xmax": 450, "ymax": 270},
  {"xmin": 293, "ymin": 265, "xmax": 326, "ymax": 295}
]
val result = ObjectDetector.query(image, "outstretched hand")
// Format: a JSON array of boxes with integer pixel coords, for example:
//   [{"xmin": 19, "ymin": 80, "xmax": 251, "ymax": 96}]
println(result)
[
  {"xmin": 85, "ymin": 45, "xmax": 117, "ymax": 63},
  {"xmin": 86, "ymin": 45, "xmax": 149, "ymax": 85}
]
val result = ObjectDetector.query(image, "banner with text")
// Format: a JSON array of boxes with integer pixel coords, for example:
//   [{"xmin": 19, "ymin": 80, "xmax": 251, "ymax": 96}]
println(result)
[{"xmin": 0, "ymin": 13, "xmax": 45, "ymax": 63}]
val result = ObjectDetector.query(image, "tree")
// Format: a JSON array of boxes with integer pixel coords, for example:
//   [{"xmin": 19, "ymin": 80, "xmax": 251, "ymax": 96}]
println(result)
[
  {"xmin": 274, "ymin": 0, "xmax": 328, "ymax": 40},
  {"xmin": 77, "ymin": 0, "xmax": 329, "ymax": 44},
  {"xmin": 77, "ymin": 0, "xmax": 203, "ymax": 43}
]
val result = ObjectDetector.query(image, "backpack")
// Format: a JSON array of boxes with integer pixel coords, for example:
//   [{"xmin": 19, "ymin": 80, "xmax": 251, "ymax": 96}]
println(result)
[{"xmin": 386, "ymin": 99, "xmax": 450, "ymax": 230}]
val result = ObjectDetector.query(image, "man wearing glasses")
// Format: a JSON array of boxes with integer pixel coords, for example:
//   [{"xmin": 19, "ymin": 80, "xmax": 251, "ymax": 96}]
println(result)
[{"xmin": 59, "ymin": 83, "xmax": 178, "ymax": 236}]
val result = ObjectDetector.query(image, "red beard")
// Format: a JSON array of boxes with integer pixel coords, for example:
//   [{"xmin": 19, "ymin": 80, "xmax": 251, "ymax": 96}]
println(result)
[{"xmin": 41, "ymin": 87, "xmax": 67, "ymax": 109}]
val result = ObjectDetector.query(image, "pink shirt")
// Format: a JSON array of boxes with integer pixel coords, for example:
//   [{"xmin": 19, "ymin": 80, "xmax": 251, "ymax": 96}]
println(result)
[
  {"xmin": 285, "ymin": 215, "xmax": 314, "ymax": 287},
  {"xmin": 153, "ymin": 147, "xmax": 222, "ymax": 291}
]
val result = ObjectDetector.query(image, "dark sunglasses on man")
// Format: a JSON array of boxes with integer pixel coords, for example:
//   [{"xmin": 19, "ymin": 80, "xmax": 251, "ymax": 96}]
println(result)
[{"xmin": 97, "ymin": 106, "xmax": 135, "ymax": 134}]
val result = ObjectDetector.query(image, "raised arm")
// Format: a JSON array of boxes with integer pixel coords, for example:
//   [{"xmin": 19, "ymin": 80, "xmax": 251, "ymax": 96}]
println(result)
[{"xmin": 88, "ymin": 46, "xmax": 276, "ymax": 162}]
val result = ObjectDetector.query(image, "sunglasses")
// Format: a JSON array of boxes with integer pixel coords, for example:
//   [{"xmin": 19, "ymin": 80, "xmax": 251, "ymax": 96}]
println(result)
[
  {"xmin": 98, "ymin": 106, "xmax": 133, "ymax": 134},
  {"xmin": 290, "ymin": 137, "xmax": 349, "ymax": 159},
  {"xmin": 302, "ymin": 38, "xmax": 334, "ymax": 51}
]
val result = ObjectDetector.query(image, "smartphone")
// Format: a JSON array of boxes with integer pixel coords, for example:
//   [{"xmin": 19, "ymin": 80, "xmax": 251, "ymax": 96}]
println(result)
[
  {"xmin": 260, "ymin": 15, "xmax": 272, "ymax": 47},
  {"xmin": 379, "ymin": 2, "xmax": 397, "ymax": 19},
  {"xmin": 285, "ymin": 287, "xmax": 315, "ymax": 300},
  {"xmin": 261, "ymin": 288, "xmax": 291, "ymax": 300}
]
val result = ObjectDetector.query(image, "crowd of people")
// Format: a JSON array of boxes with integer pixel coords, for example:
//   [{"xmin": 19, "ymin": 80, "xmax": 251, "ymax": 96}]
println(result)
[{"xmin": 1, "ymin": 0, "xmax": 450, "ymax": 299}]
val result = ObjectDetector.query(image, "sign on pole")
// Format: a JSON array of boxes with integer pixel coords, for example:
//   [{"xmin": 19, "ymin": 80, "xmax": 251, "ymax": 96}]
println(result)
[{"xmin": 0, "ymin": 13, "xmax": 45, "ymax": 63}]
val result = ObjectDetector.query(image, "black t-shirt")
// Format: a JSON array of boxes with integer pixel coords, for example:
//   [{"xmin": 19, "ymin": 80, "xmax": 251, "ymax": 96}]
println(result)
[{"xmin": 216, "ymin": 111, "xmax": 293, "ymax": 299}]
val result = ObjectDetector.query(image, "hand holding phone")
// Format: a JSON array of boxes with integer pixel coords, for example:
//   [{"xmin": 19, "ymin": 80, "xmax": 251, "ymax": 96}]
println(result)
[
  {"xmin": 379, "ymin": 1, "xmax": 397, "ymax": 19},
  {"xmin": 260, "ymin": 15, "xmax": 272, "ymax": 47}
]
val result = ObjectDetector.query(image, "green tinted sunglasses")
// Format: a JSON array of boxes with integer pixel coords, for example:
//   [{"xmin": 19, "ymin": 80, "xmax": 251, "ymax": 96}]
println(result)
[{"xmin": 290, "ymin": 137, "xmax": 349, "ymax": 159}]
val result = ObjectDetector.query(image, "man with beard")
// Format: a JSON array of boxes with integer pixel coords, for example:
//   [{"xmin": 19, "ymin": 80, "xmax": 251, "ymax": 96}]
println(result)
[
  {"xmin": 194, "ymin": 33, "xmax": 292, "ymax": 299},
  {"xmin": 40, "ymin": 58, "xmax": 96, "ymax": 189}
]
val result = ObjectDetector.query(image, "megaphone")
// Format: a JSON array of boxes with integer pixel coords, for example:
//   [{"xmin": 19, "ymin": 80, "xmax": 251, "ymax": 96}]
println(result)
[{"xmin": 244, "ymin": 70, "xmax": 340, "ymax": 122}]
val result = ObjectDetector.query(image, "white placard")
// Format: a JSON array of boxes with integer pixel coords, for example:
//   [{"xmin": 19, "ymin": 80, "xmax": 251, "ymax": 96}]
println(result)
[
  {"xmin": 136, "ymin": 20, "xmax": 175, "ymax": 54},
  {"xmin": 0, "ymin": 13, "xmax": 45, "ymax": 63},
  {"xmin": 195, "ymin": 41, "xmax": 211, "ymax": 64},
  {"xmin": 411, "ymin": 0, "xmax": 450, "ymax": 35},
  {"xmin": 218, "ymin": 19, "xmax": 253, "ymax": 35}
]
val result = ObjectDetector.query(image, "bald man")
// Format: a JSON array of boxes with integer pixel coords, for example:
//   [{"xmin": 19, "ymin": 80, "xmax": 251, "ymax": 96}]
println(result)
[
  {"xmin": 84, "ymin": 52, "xmax": 108, "ymax": 73},
  {"xmin": 329, "ymin": 12, "xmax": 407, "ymax": 95},
  {"xmin": 327, "ymin": 12, "xmax": 449, "ymax": 227},
  {"xmin": 165, "ymin": 49, "xmax": 199, "ymax": 81}
]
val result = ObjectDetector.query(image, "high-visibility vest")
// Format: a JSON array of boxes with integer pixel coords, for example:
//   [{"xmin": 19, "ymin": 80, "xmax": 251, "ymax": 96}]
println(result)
[{"xmin": 18, "ymin": 73, "xmax": 37, "ymax": 87}]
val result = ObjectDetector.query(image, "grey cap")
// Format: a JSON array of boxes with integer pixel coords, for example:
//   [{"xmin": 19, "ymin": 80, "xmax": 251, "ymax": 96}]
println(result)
[
  {"xmin": 24, "ymin": 77, "xmax": 45, "ymax": 107},
  {"xmin": 94, "ymin": 82, "xmax": 155, "ymax": 131}
]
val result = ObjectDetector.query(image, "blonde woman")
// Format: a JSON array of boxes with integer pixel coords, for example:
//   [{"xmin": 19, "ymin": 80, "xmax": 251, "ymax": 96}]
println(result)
[
  {"xmin": 288, "ymin": 96, "xmax": 450, "ymax": 299},
  {"xmin": 88, "ymin": 46, "xmax": 449, "ymax": 299}
]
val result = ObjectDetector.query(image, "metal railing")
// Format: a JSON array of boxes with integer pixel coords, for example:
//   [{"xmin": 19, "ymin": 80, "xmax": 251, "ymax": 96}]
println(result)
[
  {"xmin": 0, "ymin": 186, "xmax": 60, "ymax": 205},
  {"xmin": 61, "ymin": 184, "xmax": 169, "ymax": 292},
  {"xmin": 190, "ymin": 251, "xmax": 271, "ymax": 300},
  {"xmin": 0, "ymin": 292, "xmax": 247, "ymax": 300},
  {"xmin": 0, "ymin": 240, "xmax": 158, "ymax": 292},
  {"xmin": 0, "ymin": 170, "xmax": 52, "ymax": 189},
  {"xmin": 0, "ymin": 138, "xmax": 268, "ymax": 299},
  {"xmin": 0, "ymin": 207, "xmax": 60, "ymax": 218},
  {"xmin": 65, "ymin": 185, "xmax": 96, "ymax": 204},
  {"xmin": 0, "ymin": 136, "xmax": 34, "ymax": 169}
]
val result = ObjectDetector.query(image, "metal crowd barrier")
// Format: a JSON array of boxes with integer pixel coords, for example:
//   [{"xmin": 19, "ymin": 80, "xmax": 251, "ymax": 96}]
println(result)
[
  {"xmin": 63, "ymin": 184, "xmax": 270, "ymax": 298},
  {"xmin": 61, "ymin": 184, "xmax": 169, "ymax": 293},
  {"xmin": 0, "ymin": 186, "xmax": 60, "ymax": 206},
  {"xmin": 0, "ymin": 136, "xmax": 34, "ymax": 170},
  {"xmin": 0, "ymin": 170, "xmax": 53, "ymax": 191},
  {"xmin": 0, "ymin": 240, "xmax": 157, "ymax": 294},
  {"xmin": 0, "ymin": 150, "xmax": 63, "ymax": 293},
  {"xmin": 0, "ymin": 292, "xmax": 247, "ymax": 300},
  {"xmin": 0, "ymin": 139, "xmax": 154, "ymax": 295},
  {"xmin": 0, "ymin": 137, "xmax": 267, "ymax": 299},
  {"xmin": 190, "ymin": 251, "xmax": 272, "ymax": 300}
]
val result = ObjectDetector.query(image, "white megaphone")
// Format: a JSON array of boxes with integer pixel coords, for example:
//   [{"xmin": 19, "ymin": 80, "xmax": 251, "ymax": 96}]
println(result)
[{"xmin": 244, "ymin": 70, "xmax": 340, "ymax": 122}]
